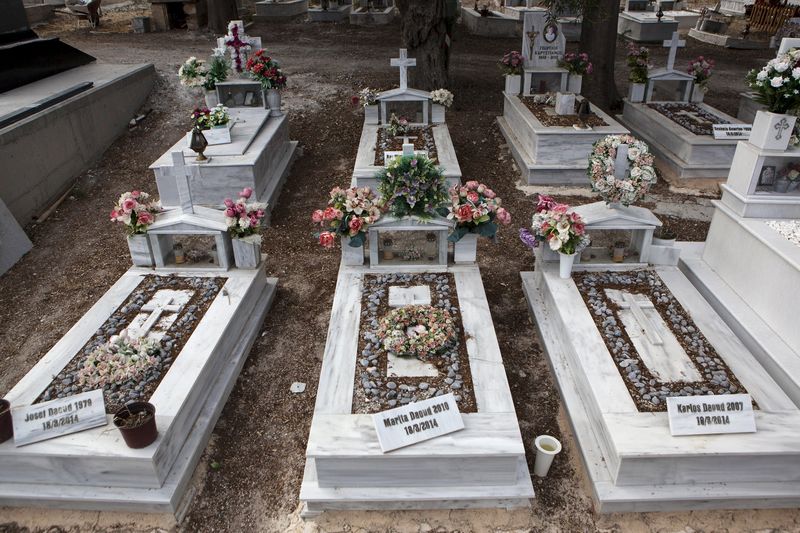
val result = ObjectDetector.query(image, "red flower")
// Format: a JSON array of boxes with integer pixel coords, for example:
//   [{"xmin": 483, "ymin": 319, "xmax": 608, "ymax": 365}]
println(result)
[
  {"xmin": 348, "ymin": 216, "xmax": 364, "ymax": 233},
  {"xmin": 319, "ymin": 231, "xmax": 335, "ymax": 248},
  {"xmin": 456, "ymin": 204, "xmax": 473, "ymax": 222}
]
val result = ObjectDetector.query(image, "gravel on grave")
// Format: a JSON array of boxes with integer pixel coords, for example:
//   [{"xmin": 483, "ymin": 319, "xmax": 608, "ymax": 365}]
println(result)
[
  {"xmin": 767, "ymin": 219, "xmax": 800, "ymax": 248},
  {"xmin": 647, "ymin": 102, "xmax": 730, "ymax": 136},
  {"xmin": 36, "ymin": 275, "xmax": 224, "ymax": 414},
  {"xmin": 352, "ymin": 273, "xmax": 477, "ymax": 414},
  {"xmin": 520, "ymin": 97, "xmax": 609, "ymax": 128},
  {"xmin": 574, "ymin": 270, "xmax": 751, "ymax": 412},
  {"xmin": 373, "ymin": 126, "xmax": 438, "ymax": 166}
]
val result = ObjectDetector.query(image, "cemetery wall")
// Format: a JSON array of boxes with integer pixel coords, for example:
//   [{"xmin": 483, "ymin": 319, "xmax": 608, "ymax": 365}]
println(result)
[{"xmin": 0, "ymin": 63, "xmax": 155, "ymax": 224}]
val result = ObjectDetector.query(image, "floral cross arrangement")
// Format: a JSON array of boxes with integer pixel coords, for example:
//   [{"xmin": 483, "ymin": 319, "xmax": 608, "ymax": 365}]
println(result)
[
  {"xmin": 445, "ymin": 180, "xmax": 511, "ymax": 242},
  {"xmin": 587, "ymin": 134, "xmax": 656, "ymax": 206},
  {"xmin": 77, "ymin": 329, "xmax": 163, "ymax": 389},
  {"xmin": 224, "ymin": 21, "xmax": 252, "ymax": 74},
  {"xmin": 110, "ymin": 190, "xmax": 161, "ymax": 235},
  {"xmin": 745, "ymin": 48, "xmax": 800, "ymax": 114},
  {"xmin": 499, "ymin": 51, "xmax": 524, "ymax": 76},
  {"xmin": 386, "ymin": 113, "xmax": 410, "ymax": 137},
  {"xmin": 431, "ymin": 88, "xmax": 454, "ymax": 108},
  {"xmin": 377, "ymin": 305, "xmax": 456, "ymax": 359},
  {"xmin": 312, "ymin": 186, "xmax": 381, "ymax": 248},
  {"xmin": 246, "ymin": 50, "xmax": 287, "ymax": 90},
  {"xmin": 223, "ymin": 188, "xmax": 267, "ymax": 243},
  {"xmin": 520, "ymin": 194, "xmax": 590, "ymax": 255},
  {"xmin": 559, "ymin": 52, "xmax": 593, "ymax": 76},
  {"xmin": 626, "ymin": 43, "xmax": 651, "ymax": 84},
  {"xmin": 377, "ymin": 154, "xmax": 449, "ymax": 219},
  {"xmin": 687, "ymin": 55, "xmax": 714, "ymax": 92}
]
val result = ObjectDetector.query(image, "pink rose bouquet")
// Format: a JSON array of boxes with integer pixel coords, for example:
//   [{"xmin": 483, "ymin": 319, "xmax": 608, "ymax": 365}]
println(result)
[
  {"xmin": 312, "ymin": 186, "xmax": 381, "ymax": 248},
  {"xmin": 110, "ymin": 190, "xmax": 161, "ymax": 235},
  {"xmin": 559, "ymin": 52, "xmax": 593, "ymax": 76},
  {"xmin": 223, "ymin": 188, "xmax": 267, "ymax": 240},
  {"xmin": 520, "ymin": 195, "xmax": 590, "ymax": 255},
  {"xmin": 445, "ymin": 180, "xmax": 510, "ymax": 242},
  {"xmin": 499, "ymin": 51, "xmax": 524, "ymax": 75},
  {"xmin": 687, "ymin": 56, "xmax": 714, "ymax": 90}
]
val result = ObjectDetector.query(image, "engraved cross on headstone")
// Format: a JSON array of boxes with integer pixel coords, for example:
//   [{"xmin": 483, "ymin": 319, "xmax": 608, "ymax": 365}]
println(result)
[
  {"xmin": 662, "ymin": 31, "xmax": 686, "ymax": 71},
  {"xmin": 390, "ymin": 48, "xmax": 416, "ymax": 91}
]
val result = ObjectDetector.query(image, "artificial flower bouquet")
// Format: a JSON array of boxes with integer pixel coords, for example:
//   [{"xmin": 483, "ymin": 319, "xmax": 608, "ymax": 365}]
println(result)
[
  {"xmin": 78, "ymin": 329, "xmax": 162, "ymax": 389},
  {"xmin": 223, "ymin": 188, "xmax": 267, "ymax": 242},
  {"xmin": 431, "ymin": 88, "xmax": 454, "ymax": 108},
  {"xmin": 377, "ymin": 305, "xmax": 456, "ymax": 359},
  {"xmin": 559, "ymin": 52, "xmax": 593, "ymax": 76},
  {"xmin": 445, "ymin": 180, "xmax": 511, "ymax": 242},
  {"xmin": 626, "ymin": 43, "xmax": 651, "ymax": 84},
  {"xmin": 110, "ymin": 191, "xmax": 161, "ymax": 235},
  {"xmin": 499, "ymin": 51, "xmax": 524, "ymax": 76},
  {"xmin": 312, "ymin": 186, "xmax": 382, "ymax": 248},
  {"xmin": 178, "ymin": 56, "xmax": 207, "ymax": 88},
  {"xmin": 246, "ymin": 50, "xmax": 287, "ymax": 90},
  {"xmin": 208, "ymin": 104, "xmax": 230, "ymax": 127},
  {"xmin": 386, "ymin": 113, "xmax": 410, "ymax": 137},
  {"xmin": 357, "ymin": 87, "xmax": 378, "ymax": 107},
  {"xmin": 520, "ymin": 194, "xmax": 590, "ymax": 255},
  {"xmin": 746, "ymin": 48, "xmax": 800, "ymax": 114},
  {"xmin": 377, "ymin": 155, "xmax": 449, "ymax": 218},
  {"xmin": 687, "ymin": 55, "xmax": 714, "ymax": 91},
  {"xmin": 588, "ymin": 134, "xmax": 656, "ymax": 206}
]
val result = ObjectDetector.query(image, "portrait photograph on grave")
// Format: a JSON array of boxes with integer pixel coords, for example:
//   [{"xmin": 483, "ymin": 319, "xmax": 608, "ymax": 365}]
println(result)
[{"xmin": 2, "ymin": 2, "xmax": 800, "ymax": 531}]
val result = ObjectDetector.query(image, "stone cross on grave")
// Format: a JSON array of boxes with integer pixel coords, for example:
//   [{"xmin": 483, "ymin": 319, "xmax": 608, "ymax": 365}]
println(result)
[
  {"xmin": 390, "ymin": 48, "xmax": 416, "ymax": 90},
  {"xmin": 614, "ymin": 144, "xmax": 630, "ymax": 180},
  {"xmin": 402, "ymin": 136, "xmax": 415, "ymax": 157},
  {"xmin": 127, "ymin": 289, "xmax": 193, "ymax": 340},
  {"xmin": 662, "ymin": 32, "xmax": 686, "ymax": 71},
  {"xmin": 219, "ymin": 20, "xmax": 259, "ymax": 74}
]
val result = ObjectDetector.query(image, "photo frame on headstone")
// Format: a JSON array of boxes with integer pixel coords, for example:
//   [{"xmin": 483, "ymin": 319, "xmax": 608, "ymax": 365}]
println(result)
[{"xmin": 758, "ymin": 165, "xmax": 777, "ymax": 187}]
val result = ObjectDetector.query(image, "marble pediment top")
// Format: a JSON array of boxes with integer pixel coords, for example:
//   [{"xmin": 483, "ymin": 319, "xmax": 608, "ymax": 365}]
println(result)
[{"xmin": 573, "ymin": 201, "xmax": 663, "ymax": 228}]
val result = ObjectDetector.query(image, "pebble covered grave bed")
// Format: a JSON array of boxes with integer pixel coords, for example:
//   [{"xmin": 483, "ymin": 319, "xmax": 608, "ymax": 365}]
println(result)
[
  {"xmin": 36, "ymin": 275, "xmax": 225, "ymax": 413},
  {"xmin": 767, "ymin": 219, "xmax": 800, "ymax": 248},
  {"xmin": 352, "ymin": 273, "xmax": 476, "ymax": 414},
  {"xmin": 520, "ymin": 97, "xmax": 609, "ymax": 128},
  {"xmin": 647, "ymin": 103, "xmax": 730, "ymax": 136},
  {"xmin": 574, "ymin": 270, "xmax": 750, "ymax": 412},
  {"xmin": 374, "ymin": 126, "xmax": 438, "ymax": 166}
]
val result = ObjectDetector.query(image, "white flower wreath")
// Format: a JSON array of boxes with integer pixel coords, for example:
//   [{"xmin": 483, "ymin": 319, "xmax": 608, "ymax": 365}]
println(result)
[{"xmin": 587, "ymin": 134, "xmax": 656, "ymax": 206}]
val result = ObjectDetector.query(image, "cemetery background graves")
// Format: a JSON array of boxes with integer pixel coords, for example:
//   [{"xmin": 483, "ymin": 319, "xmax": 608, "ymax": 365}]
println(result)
[{"xmin": 2, "ymin": 5, "xmax": 800, "ymax": 532}]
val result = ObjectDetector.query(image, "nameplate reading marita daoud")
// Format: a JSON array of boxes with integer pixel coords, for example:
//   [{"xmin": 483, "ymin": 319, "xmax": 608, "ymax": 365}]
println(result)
[
  {"xmin": 666, "ymin": 393, "xmax": 756, "ymax": 436},
  {"xmin": 11, "ymin": 389, "xmax": 107, "ymax": 447},
  {"xmin": 373, "ymin": 393, "xmax": 465, "ymax": 452}
]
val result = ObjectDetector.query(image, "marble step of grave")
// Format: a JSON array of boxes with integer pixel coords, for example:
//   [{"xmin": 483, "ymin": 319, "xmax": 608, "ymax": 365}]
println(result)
[
  {"xmin": 253, "ymin": 0, "xmax": 308, "ymax": 20},
  {"xmin": 522, "ymin": 265, "xmax": 800, "ymax": 512},
  {"xmin": 300, "ymin": 264, "xmax": 534, "ymax": 514},
  {"xmin": 353, "ymin": 123, "xmax": 461, "ymax": 192},
  {"xmin": 678, "ymin": 207, "xmax": 800, "ymax": 405},
  {"xmin": 150, "ymin": 108, "xmax": 297, "ymax": 216},
  {"xmin": 0, "ymin": 266, "xmax": 277, "ymax": 514},
  {"xmin": 349, "ymin": 5, "xmax": 396, "ymax": 25},
  {"xmin": 497, "ymin": 93, "xmax": 628, "ymax": 185},
  {"xmin": 619, "ymin": 101, "xmax": 741, "ymax": 181},
  {"xmin": 617, "ymin": 12, "xmax": 679, "ymax": 42}
]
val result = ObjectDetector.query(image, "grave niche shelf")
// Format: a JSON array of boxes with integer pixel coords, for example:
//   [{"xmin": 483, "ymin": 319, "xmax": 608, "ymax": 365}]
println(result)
[{"xmin": 367, "ymin": 215, "xmax": 451, "ymax": 269}]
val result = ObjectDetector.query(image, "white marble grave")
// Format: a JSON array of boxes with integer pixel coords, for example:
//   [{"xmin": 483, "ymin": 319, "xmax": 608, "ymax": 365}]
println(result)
[
  {"xmin": 349, "ymin": 0, "xmax": 396, "ymax": 25},
  {"xmin": 299, "ymin": 264, "xmax": 534, "ymax": 515},
  {"xmin": 618, "ymin": 11, "xmax": 679, "ymax": 42},
  {"xmin": 151, "ymin": 107, "xmax": 297, "ymax": 219},
  {"xmin": 523, "ymin": 263, "xmax": 800, "ymax": 511},
  {"xmin": 309, "ymin": 0, "xmax": 351, "ymax": 21},
  {"xmin": 254, "ymin": 0, "xmax": 309, "ymax": 20},
  {"xmin": 0, "ymin": 266, "xmax": 277, "ymax": 514}
]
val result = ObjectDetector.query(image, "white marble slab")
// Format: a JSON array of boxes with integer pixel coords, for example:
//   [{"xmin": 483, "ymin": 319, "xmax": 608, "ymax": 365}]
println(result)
[{"xmin": 388, "ymin": 285, "xmax": 431, "ymax": 307}]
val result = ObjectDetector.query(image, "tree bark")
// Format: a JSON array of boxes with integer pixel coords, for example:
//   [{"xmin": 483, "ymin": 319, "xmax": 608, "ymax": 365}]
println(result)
[
  {"xmin": 396, "ymin": 0, "xmax": 452, "ymax": 90},
  {"xmin": 578, "ymin": 0, "xmax": 621, "ymax": 112},
  {"xmin": 207, "ymin": 0, "xmax": 239, "ymax": 34}
]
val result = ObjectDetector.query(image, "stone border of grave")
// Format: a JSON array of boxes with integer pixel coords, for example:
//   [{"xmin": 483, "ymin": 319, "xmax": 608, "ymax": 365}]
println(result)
[
  {"xmin": 0, "ymin": 265, "xmax": 277, "ymax": 514},
  {"xmin": 522, "ymin": 263, "xmax": 800, "ymax": 512},
  {"xmin": 373, "ymin": 126, "xmax": 438, "ymax": 166},
  {"xmin": 300, "ymin": 264, "xmax": 533, "ymax": 515},
  {"xmin": 646, "ymin": 102, "xmax": 730, "ymax": 137}
]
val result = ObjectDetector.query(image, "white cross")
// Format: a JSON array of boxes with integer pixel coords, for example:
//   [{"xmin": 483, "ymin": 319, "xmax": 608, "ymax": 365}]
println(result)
[
  {"xmin": 402, "ymin": 136, "xmax": 415, "ymax": 156},
  {"xmin": 128, "ymin": 290, "xmax": 192, "ymax": 339},
  {"xmin": 614, "ymin": 144, "xmax": 630, "ymax": 180},
  {"xmin": 171, "ymin": 151, "xmax": 195, "ymax": 215},
  {"xmin": 662, "ymin": 31, "xmax": 685, "ymax": 71},
  {"xmin": 617, "ymin": 292, "xmax": 663, "ymax": 346},
  {"xmin": 390, "ymin": 48, "xmax": 416, "ymax": 90}
]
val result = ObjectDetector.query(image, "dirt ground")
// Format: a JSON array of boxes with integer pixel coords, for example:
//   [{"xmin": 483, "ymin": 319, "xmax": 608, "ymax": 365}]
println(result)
[{"xmin": 2, "ymin": 3, "xmax": 800, "ymax": 532}]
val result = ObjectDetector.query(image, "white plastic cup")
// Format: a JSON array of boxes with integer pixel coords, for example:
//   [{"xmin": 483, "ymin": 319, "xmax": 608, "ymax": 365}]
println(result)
[{"xmin": 533, "ymin": 435, "xmax": 562, "ymax": 477}]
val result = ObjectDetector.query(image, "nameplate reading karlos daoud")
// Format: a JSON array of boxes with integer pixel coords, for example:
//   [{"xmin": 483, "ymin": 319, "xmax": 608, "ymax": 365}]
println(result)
[
  {"xmin": 666, "ymin": 393, "xmax": 756, "ymax": 436},
  {"xmin": 373, "ymin": 393, "xmax": 464, "ymax": 452},
  {"xmin": 11, "ymin": 389, "xmax": 107, "ymax": 447}
]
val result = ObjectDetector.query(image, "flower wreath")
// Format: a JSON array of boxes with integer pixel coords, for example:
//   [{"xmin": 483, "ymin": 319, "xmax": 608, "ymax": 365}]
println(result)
[
  {"xmin": 377, "ymin": 305, "xmax": 456, "ymax": 359},
  {"xmin": 587, "ymin": 134, "xmax": 656, "ymax": 206}
]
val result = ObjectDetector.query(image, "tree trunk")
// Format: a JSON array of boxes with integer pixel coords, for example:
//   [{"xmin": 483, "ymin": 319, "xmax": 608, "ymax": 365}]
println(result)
[
  {"xmin": 207, "ymin": 0, "xmax": 238, "ymax": 33},
  {"xmin": 579, "ymin": 0, "xmax": 621, "ymax": 112},
  {"xmin": 396, "ymin": 0, "xmax": 451, "ymax": 90}
]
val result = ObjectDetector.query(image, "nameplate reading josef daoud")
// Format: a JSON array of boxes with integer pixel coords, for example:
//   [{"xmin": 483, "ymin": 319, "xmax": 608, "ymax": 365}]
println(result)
[{"xmin": 373, "ymin": 393, "xmax": 464, "ymax": 452}]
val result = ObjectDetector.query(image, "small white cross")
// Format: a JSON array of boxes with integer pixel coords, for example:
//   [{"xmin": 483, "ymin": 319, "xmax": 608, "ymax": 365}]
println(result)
[
  {"xmin": 613, "ymin": 144, "xmax": 630, "ymax": 180},
  {"xmin": 390, "ymin": 48, "xmax": 416, "ymax": 91},
  {"xmin": 128, "ymin": 290, "xmax": 191, "ymax": 339},
  {"xmin": 617, "ymin": 292, "xmax": 663, "ymax": 346},
  {"xmin": 662, "ymin": 31, "xmax": 686, "ymax": 71}
]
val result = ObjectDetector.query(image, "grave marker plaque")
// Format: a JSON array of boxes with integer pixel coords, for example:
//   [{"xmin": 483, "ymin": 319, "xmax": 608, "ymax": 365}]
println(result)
[
  {"xmin": 522, "ymin": 12, "xmax": 566, "ymax": 69},
  {"xmin": 12, "ymin": 390, "xmax": 107, "ymax": 447},
  {"xmin": 373, "ymin": 393, "xmax": 464, "ymax": 452},
  {"xmin": 666, "ymin": 393, "xmax": 756, "ymax": 436}
]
